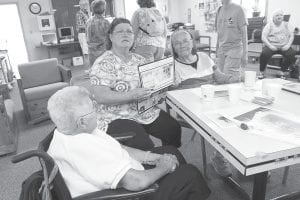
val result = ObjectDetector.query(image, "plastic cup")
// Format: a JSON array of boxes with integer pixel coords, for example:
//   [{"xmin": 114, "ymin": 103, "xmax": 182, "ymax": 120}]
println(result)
[
  {"xmin": 201, "ymin": 84, "xmax": 215, "ymax": 101},
  {"xmin": 266, "ymin": 83, "xmax": 282, "ymax": 100},
  {"xmin": 244, "ymin": 71, "xmax": 257, "ymax": 88},
  {"xmin": 262, "ymin": 79, "xmax": 272, "ymax": 95},
  {"xmin": 228, "ymin": 85, "xmax": 242, "ymax": 103}
]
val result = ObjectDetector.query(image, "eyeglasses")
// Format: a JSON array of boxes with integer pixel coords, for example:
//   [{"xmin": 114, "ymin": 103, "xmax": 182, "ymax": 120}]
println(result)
[
  {"xmin": 76, "ymin": 102, "xmax": 97, "ymax": 122},
  {"xmin": 113, "ymin": 29, "xmax": 134, "ymax": 35}
]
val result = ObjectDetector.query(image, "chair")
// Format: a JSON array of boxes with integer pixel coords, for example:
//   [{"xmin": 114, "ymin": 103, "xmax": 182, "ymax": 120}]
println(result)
[
  {"xmin": 188, "ymin": 30, "xmax": 211, "ymax": 56},
  {"xmin": 0, "ymin": 83, "xmax": 18, "ymax": 156},
  {"xmin": 12, "ymin": 130, "xmax": 158, "ymax": 200},
  {"xmin": 247, "ymin": 17, "xmax": 265, "ymax": 44},
  {"xmin": 17, "ymin": 58, "xmax": 71, "ymax": 124}
]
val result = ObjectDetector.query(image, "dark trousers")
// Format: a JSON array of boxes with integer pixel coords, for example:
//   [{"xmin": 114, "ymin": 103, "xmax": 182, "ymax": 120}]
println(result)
[
  {"xmin": 259, "ymin": 46, "xmax": 296, "ymax": 72},
  {"xmin": 148, "ymin": 146, "xmax": 211, "ymax": 200},
  {"xmin": 106, "ymin": 110, "xmax": 182, "ymax": 150}
]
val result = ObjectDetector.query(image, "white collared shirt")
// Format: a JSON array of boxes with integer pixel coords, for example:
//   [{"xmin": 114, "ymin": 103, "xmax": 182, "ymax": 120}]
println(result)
[{"xmin": 47, "ymin": 128, "xmax": 144, "ymax": 197}]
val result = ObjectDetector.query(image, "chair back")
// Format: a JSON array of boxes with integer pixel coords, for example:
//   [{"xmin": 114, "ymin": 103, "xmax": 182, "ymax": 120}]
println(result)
[
  {"xmin": 247, "ymin": 17, "xmax": 265, "ymax": 42},
  {"xmin": 38, "ymin": 130, "xmax": 73, "ymax": 200},
  {"xmin": 283, "ymin": 14, "xmax": 291, "ymax": 22},
  {"xmin": 18, "ymin": 58, "xmax": 62, "ymax": 89}
]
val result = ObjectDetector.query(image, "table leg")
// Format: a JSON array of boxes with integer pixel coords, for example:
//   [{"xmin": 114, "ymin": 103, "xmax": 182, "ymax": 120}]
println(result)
[
  {"xmin": 200, "ymin": 136, "xmax": 207, "ymax": 178},
  {"xmin": 252, "ymin": 171, "xmax": 268, "ymax": 200}
]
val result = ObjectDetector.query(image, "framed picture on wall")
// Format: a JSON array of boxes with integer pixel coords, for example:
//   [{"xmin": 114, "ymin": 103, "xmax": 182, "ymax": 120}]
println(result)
[{"xmin": 37, "ymin": 15, "xmax": 55, "ymax": 31}]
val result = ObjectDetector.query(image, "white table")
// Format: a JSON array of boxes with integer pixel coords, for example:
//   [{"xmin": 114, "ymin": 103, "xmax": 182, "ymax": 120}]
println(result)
[{"xmin": 166, "ymin": 83, "xmax": 300, "ymax": 200}]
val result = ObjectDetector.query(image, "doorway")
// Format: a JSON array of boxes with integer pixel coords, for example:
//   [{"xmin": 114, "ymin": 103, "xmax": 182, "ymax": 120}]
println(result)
[{"xmin": 0, "ymin": 4, "xmax": 28, "ymax": 73}]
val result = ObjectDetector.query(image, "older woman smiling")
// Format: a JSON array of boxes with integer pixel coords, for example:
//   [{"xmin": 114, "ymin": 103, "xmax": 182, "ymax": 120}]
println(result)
[
  {"xmin": 171, "ymin": 30, "xmax": 240, "ymax": 90},
  {"xmin": 89, "ymin": 18, "xmax": 181, "ymax": 150}
]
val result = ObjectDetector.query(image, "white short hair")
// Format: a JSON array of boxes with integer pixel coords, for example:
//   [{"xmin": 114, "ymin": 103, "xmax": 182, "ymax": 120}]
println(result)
[{"xmin": 47, "ymin": 86, "xmax": 90, "ymax": 131}]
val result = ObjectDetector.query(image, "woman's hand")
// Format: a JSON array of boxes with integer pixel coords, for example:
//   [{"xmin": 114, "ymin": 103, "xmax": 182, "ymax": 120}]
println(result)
[
  {"xmin": 281, "ymin": 45, "xmax": 290, "ymax": 51},
  {"xmin": 156, "ymin": 154, "xmax": 179, "ymax": 173},
  {"xmin": 129, "ymin": 88, "xmax": 153, "ymax": 100},
  {"xmin": 269, "ymin": 45, "xmax": 278, "ymax": 51}
]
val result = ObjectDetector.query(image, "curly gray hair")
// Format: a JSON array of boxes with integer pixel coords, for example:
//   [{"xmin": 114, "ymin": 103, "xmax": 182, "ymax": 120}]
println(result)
[{"xmin": 47, "ymin": 86, "xmax": 90, "ymax": 132}]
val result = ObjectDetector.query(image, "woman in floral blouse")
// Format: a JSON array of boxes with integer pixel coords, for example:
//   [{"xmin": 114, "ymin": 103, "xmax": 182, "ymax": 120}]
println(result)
[{"xmin": 89, "ymin": 18, "xmax": 181, "ymax": 150}]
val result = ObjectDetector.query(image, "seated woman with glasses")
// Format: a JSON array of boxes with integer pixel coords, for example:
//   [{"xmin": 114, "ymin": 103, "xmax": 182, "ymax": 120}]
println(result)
[
  {"xmin": 171, "ymin": 29, "xmax": 241, "ymax": 177},
  {"xmin": 171, "ymin": 30, "xmax": 241, "ymax": 90},
  {"xmin": 89, "ymin": 18, "xmax": 181, "ymax": 150},
  {"xmin": 47, "ymin": 86, "xmax": 210, "ymax": 199}
]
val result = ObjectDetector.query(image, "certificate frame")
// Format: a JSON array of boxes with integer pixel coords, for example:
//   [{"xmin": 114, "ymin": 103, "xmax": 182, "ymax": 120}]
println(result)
[
  {"xmin": 138, "ymin": 56, "xmax": 174, "ymax": 92},
  {"xmin": 137, "ymin": 88, "xmax": 168, "ymax": 114},
  {"xmin": 137, "ymin": 57, "xmax": 174, "ymax": 114}
]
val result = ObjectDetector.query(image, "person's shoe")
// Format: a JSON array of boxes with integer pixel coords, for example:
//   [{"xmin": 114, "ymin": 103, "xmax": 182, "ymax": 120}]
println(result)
[
  {"xmin": 211, "ymin": 153, "xmax": 232, "ymax": 177},
  {"xmin": 258, "ymin": 71, "xmax": 265, "ymax": 79}
]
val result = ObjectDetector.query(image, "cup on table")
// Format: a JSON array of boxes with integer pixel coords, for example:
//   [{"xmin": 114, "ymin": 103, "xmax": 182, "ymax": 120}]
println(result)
[
  {"xmin": 261, "ymin": 79, "xmax": 272, "ymax": 95},
  {"xmin": 201, "ymin": 84, "xmax": 215, "ymax": 101},
  {"xmin": 244, "ymin": 71, "xmax": 257, "ymax": 88},
  {"xmin": 228, "ymin": 84, "xmax": 242, "ymax": 103},
  {"xmin": 266, "ymin": 83, "xmax": 282, "ymax": 100}
]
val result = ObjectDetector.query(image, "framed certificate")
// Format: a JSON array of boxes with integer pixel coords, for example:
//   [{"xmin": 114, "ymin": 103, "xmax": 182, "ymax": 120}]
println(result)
[{"xmin": 138, "ymin": 56, "xmax": 174, "ymax": 92}]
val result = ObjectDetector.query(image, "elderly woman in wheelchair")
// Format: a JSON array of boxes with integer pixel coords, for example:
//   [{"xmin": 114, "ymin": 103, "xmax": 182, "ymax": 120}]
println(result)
[{"xmin": 42, "ymin": 86, "xmax": 210, "ymax": 200}]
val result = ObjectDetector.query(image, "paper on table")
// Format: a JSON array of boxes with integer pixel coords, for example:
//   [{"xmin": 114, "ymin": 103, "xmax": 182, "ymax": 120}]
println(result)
[
  {"xmin": 205, "ymin": 112, "xmax": 236, "ymax": 129},
  {"xmin": 247, "ymin": 111, "xmax": 300, "ymax": 145},
  {"xmin": 217, "ymin": 105, "xmax": 300, "ymax": 145}
]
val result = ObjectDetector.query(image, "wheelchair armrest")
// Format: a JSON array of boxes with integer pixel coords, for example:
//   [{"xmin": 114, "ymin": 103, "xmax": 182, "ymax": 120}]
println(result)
[
  {"xmin": 58, "ymin": 64, "xmax": 72, "ymax": 83},
  {"xmin": 110, "ymin": 132, "xmax": 136, "ymax": 142},
  {"xmin": 11, "ymin": 150, "xmax": 54, "ymax": 165},
  {"xmin": 74, "ymin": 184, "xmax": 159, "ymax": 200}
]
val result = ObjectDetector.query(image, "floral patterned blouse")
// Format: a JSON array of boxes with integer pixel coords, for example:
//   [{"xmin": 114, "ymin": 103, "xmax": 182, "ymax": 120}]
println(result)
[{"xmin": 90, "ymin": 51, "xmax": 160, "ymax": 131}]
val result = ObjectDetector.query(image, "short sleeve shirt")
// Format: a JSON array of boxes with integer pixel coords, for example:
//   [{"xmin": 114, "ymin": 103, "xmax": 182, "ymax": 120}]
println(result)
[
  {"xmin": 175, "ymin": 52, "xmax": 214, "ymax": 81},
  {"xmin": 86, "ymin": 15, "xmax": 110, "ymax": 53},
  {"xmin": 216, "ymin": 3, "xmax": 248, "ymax": 52},
  {"xmin": 263, "ymin": 22, "xmax": 294, "ymax": 48},
  {"xmin": 47, "ymin": 129, "xmax": 144, "ymax": 198},
  {"xmin": 90, "ymin": 51, "xmax": 160, "ymax": 131}
]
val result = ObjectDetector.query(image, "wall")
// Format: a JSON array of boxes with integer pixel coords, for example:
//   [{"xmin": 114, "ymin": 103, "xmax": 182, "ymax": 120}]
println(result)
[
  {"xmin": 267, "ymin": 0, "xmax": 300, "ymax": 29},
  {"xmin": 168, "ymin": 0, "xmax": 218, "ymax": 48},
  {"xmin": 1, "ymin": 0, "xmax": 127, "ymax": 62},
  {"xmin": 0, "ymin": 0, "xmax": 53, "ymax": 61}
]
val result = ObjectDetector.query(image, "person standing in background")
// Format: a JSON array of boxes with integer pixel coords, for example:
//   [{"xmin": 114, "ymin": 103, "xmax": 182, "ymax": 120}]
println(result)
[
  {"xmin": 212, "ymin": 0, "xmax": 248, "ymax": 177},
  {"xmin": 216, "ymin": 0, "xmax": 248, "ymax": 77},
  {"xmin": 86, "ymin": 0, "xmax": 110, "ymax": 67},
  {"xmin": 76, "ymin": 0, "xmax": 90, "ymax": 67},
  {"xmin": 131, "ymin": 0, "xmax": 167, "ymax": 63}
]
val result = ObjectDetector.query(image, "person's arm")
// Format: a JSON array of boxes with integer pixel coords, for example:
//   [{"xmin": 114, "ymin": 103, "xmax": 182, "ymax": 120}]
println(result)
[
  {"xmin": 118, "ymin": 154, "xmax": 177, "ymax": 191},
  {"xmin": 86, "ymin": 19, "xmax": 92, "ymax": 45},
  {"xmin": 282, "ymin": 23, "xmax": 294, "ymax": 51},
  {"xmin": 91, "ymin": 85, "xmax": 153, "ymax": 105},
  {"xmin": 237, "ymin": 7, "xmax": 248, "ymax": 68},
  {"xmin": 122, "ymin": 145, "xmax": 178, "ymax": 166},
  {"xmin": 241, "ymin": 25, "xmax": 248, "ymax": 68},
  {"xmin": 213, "ymin": 65, "xmax": 241, "ymax": 84},
  {"xmin": 261, "ymin": 24, "xmax": 277, "ymax": 51}
]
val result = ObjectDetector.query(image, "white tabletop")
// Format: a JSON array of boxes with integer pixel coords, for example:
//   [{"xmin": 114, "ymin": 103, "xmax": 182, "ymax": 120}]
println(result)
[{"xmin": 166, "ymin": 81, "xmax": 300, "ymax": 175}]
